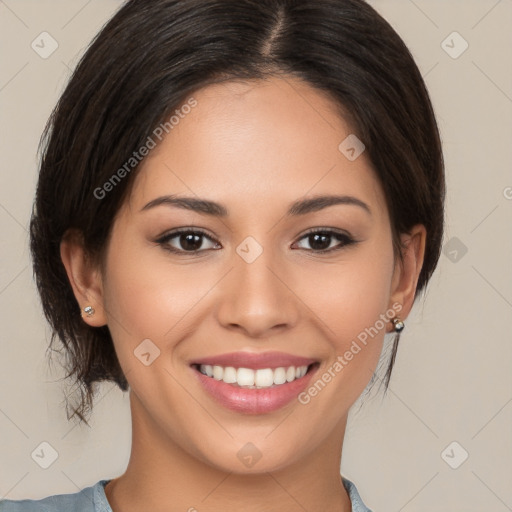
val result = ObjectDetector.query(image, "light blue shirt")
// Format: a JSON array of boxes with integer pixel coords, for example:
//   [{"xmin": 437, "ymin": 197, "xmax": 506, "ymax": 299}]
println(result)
[{"xmin": 0, "ymin": 476, "xmax": 373, "ymax": 511}]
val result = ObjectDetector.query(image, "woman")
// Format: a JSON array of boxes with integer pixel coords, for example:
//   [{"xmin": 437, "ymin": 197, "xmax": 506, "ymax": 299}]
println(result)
[{"xmin": 0, "ymin": 0, "xmax": 444, "ymax": 510}]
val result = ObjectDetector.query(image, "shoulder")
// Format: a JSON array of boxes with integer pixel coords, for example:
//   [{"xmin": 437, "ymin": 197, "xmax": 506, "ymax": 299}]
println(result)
[
  {"xmin": 342, "ymin": 476, "xmax": 374, "ymax": 512},
  {"xmin": 0, "ymin": 480, "xmax": 111, "ymax": 512}
]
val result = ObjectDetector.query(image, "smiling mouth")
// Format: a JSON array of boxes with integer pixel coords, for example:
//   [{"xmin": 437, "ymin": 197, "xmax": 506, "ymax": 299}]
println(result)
[{"xmin": 191, "ymin": 363, "xmax": 319, "ymax": 389}]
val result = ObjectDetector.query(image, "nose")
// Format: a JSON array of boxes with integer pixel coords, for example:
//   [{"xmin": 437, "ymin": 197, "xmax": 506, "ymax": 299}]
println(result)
[{"xmin": 215, "ymin": 247, "xmax": 300, "ymax": 338}]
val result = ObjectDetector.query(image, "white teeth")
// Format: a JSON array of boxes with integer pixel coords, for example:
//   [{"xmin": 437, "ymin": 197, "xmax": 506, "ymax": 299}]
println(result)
[
  {"xmin": 237, "ymin": 367, "xmax": 255, "ymax": 386},
  {"xmin": 223, "ymin": 366, "xmax": 237, "ymax": 384},
  {"xmin": 273, "ymin": 367, "xmax": 286, "ymax": 385},
  {"xmin": 213, "ymin": 365, "xmax": 223, "ymax": 380},
  {"xmin": 255, "ymin": 368, "xmax": 274, "ymax": 387},
  {"xmin": 198, "ymin": 364, "xmax": 310, "ymax": 388}
]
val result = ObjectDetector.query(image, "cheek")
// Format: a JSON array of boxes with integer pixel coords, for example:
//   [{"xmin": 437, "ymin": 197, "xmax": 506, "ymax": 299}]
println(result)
[
  {"xmin": 101, "ymin": 241, "xmax": 244, "ymax": 405},
  {"xmin": 296, "ymin": 246, "xmax": 394, "ymax": 347},
  {"xmin": 293, "ymin": 245, "xmax": 395, "ymax": 421},
  {"xmin": 296, "ymin": 240, "xmax": 395, "ymax": 398},
  {"xmin": 100, "ymin": 237, "xmax": 214, "ymax": 363},
  {"xmin": 340, "ymin": 256, "xmax": 393, "ymax": 344}
]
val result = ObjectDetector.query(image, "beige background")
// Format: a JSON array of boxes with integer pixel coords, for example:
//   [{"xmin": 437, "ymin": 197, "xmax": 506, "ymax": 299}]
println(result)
[{"xmin": 1, "ymin": 1, "xmax": 511, "ymax": 510}]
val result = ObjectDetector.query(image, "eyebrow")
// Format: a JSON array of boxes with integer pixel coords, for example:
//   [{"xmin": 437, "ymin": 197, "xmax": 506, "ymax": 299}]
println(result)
[{"xmin": 141, "ymin": 194, "xmax": 372, "ymax": 217}]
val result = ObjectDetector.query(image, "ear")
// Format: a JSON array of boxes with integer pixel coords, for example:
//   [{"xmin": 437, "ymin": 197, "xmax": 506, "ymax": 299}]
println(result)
[
  {"xmin": 60, "ymin": 229, "xmax": 108, "ymax": 327},
  {"xmin": 387, "ymin": 224, "xmax": 427, "ymax": 332}
]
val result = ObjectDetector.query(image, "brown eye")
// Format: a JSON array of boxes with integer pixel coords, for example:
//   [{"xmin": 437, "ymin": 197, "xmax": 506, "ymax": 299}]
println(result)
[
  {"xmin": 293, "ymin": 229, "xmax": 356, "ymax": 253},
  {"xmin": 156, "ymin": 229, "xmax": 221, "ymax": 253}
]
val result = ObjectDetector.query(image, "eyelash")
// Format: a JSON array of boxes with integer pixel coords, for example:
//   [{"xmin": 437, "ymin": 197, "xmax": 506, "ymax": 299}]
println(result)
[{"xmin": 155, "ymin": 227, "xmax": 358, "ymax": 255}]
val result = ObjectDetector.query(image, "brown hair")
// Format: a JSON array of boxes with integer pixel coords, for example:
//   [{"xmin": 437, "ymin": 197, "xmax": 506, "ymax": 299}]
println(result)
[{"xmin": 30, "ymin": 0, "xmax": 445, "ymax": 425}]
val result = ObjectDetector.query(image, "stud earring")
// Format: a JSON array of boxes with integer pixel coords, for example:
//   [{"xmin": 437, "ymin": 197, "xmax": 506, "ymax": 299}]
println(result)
[
  {"xmin": 82, "ymin": 306, "xmax": 95, "ymax": 317},
  {"xmin": 392, "ymin": 317, "xmax": 405, "ymax": 333}
]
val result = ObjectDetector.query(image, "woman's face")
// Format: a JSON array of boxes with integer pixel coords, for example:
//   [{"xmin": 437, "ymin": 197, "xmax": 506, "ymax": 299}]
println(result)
[{"xmin": 85, "ymin": 76, "xmax": 420, "ymax": 473}]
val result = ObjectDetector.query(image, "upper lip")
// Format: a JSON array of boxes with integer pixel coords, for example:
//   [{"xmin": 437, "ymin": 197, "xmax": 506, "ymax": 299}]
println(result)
[{"xmin": 190, "ymin": 351, "xmax": 317, "ymax": 370}]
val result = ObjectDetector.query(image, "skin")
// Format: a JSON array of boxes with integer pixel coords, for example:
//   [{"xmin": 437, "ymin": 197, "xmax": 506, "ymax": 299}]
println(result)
[{"xmin": 61, "ymin": 75, "xmax": 426, "ymax": 512}]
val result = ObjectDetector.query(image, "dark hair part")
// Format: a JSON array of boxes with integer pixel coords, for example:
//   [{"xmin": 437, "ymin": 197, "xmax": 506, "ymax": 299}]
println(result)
[{"xmin": 30, "ymin": 0, "xmax": 445, "ymax": 425}]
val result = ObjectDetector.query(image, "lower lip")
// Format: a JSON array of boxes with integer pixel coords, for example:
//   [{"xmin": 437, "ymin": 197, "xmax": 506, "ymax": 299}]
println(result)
[{"xmin": 191, "ymin": 364, "xmax": 318, "ymax": 414}]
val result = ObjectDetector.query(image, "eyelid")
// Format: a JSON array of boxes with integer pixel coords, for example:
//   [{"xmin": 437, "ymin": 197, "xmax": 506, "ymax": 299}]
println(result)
[
  {"xmin": 297, "ymin": 226, "xmax": 354, "ymax": 239},
  {"xmin": 155, "ymin": 227, "xmax": 221, "ymax": 252},
  {"xmin": 292, "ymin": 227, "xmax": 357, "ymax": 252}
]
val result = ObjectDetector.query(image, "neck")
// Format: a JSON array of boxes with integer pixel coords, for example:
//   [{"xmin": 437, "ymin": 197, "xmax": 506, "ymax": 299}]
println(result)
[{"xmin": 104, "ymin": 391, "xmax": 352, "ymax": 512}]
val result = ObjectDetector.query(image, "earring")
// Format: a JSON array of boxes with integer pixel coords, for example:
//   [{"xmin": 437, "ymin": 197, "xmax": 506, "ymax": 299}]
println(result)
[
  {"xmin": 82, "ymin": 306, "xmax": 95, "ymax": 317},
  {"xmin": 392, "ymin": 317, "xmax": 405, "ymax": 333}
]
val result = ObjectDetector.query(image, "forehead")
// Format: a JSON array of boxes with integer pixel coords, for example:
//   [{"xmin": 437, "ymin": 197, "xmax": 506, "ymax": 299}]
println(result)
[{"xmin": 125, "ymin": 76, "xmax": 387, "ymax": 217}]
